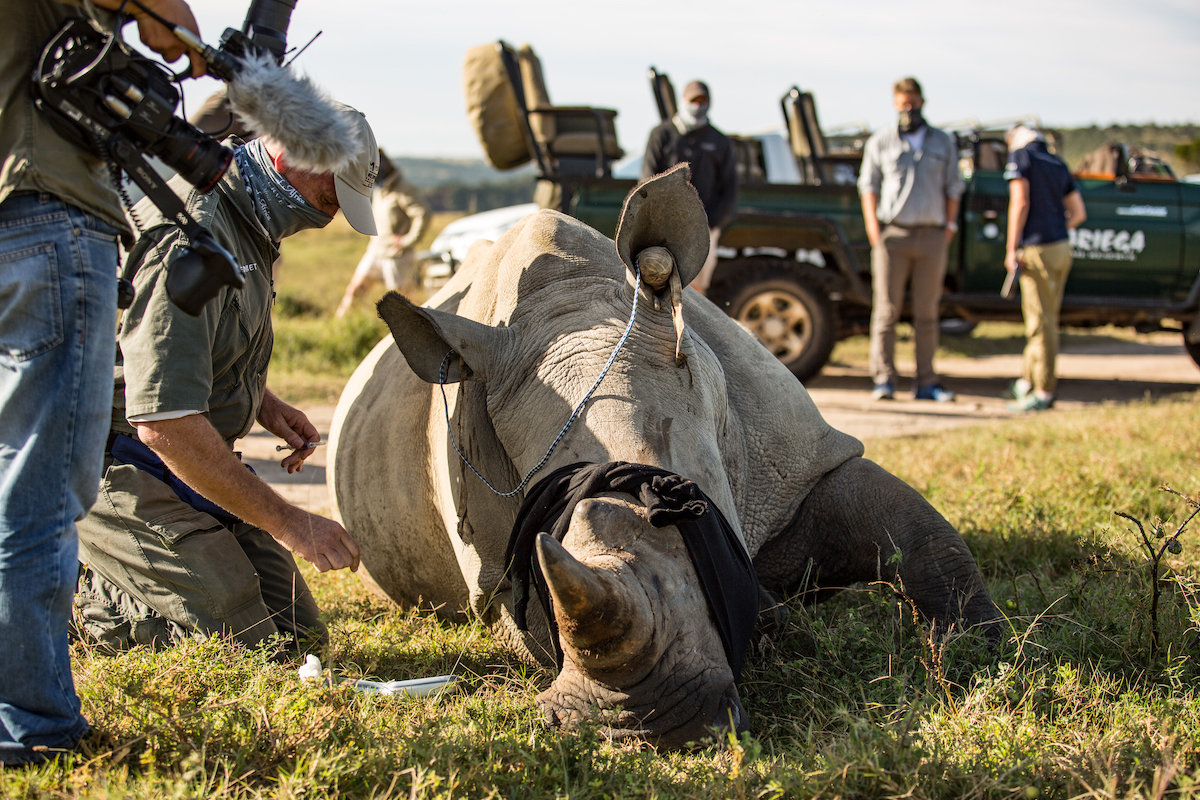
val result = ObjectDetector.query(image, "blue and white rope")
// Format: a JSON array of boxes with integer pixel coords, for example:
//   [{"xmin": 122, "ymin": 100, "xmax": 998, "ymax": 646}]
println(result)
[{"xmin": 439, "ymin": 263, "xmax": 643, "ymax": 497}]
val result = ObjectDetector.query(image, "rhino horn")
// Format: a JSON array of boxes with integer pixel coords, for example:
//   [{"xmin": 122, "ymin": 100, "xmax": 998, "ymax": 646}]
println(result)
[{"xmin": 536, "ymin": 534, "xmax": 652, "ymax": 666}]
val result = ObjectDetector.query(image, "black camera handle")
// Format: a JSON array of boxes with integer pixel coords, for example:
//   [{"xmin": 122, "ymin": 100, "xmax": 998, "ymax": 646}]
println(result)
[{"xmin": 107, "ymin": 136, "xmax": 245, "ymax": 316}]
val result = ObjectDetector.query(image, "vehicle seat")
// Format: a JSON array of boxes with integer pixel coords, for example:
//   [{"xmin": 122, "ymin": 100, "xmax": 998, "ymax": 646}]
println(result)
[
  {"xmin": 784, "ymin": 88, "xmax": 830, "ymax": 184},
  {"xmin": 650, "ymin": 69, "xmax": 677, "ymax": 122},
  {"xmin": 463, "ymin": 43, "xmax": 534, "ymax": 170},
  {"xmin": 516, "ymin": 45, "xmax": 624, "ymax": 168},
  {"xmin": 975, "ymin": 140, "xmax": 1007, "ymax": 171}
]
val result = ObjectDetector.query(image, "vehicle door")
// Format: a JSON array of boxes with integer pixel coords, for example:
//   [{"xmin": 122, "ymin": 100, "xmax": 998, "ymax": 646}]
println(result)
[
  {"xmin": 956, "ymin": 137, "xmax": 1010, "ymax": 294},
  {"xmin": 1068, "ymin": 177, "xmax": 1184, "ymax": 299}
]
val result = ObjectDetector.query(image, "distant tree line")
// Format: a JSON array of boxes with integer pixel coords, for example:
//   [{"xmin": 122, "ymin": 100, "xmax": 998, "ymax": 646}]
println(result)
[
  {"xmin": 1176, "ymin": 137, "xmax": 1200, "ymax": 173},
  {"xmin": 1056, "ymin": 124, "xmax": 1200, "ymax": 175},
  {"xmin": 420, "ymin": 177, "xmax": 536, "ymax": 213}
]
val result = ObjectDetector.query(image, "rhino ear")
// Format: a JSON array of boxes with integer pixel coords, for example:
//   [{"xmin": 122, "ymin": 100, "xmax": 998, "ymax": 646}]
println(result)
[
  {"xmin": 614, "ymin": 163, "xmax": 711, "ymax": 288},
  {"xmin": 377, "ymin": 292, "xmax": 514, "ymax": 384}
]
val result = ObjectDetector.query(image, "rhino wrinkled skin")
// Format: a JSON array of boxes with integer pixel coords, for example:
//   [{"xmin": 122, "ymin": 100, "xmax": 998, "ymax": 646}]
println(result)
[{"xmin": 329, "ymin": 165, "xmax": 999, "ymax": 749}]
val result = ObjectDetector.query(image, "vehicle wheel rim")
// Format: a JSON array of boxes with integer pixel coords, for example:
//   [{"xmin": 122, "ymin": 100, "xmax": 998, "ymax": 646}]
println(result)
[{"xmin": 737, "ymin": 290, "xmax": 812, "ymax": 361}]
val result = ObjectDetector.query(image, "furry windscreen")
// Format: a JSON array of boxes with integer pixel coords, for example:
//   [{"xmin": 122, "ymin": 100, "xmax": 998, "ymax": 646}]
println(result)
[{"xmin": 225, "ymin": 52, "xmax": 356, "ymax": 174}]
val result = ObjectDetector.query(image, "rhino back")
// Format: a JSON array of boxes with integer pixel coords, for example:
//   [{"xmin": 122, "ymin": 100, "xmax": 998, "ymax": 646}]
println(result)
[{"xmin": 687, "ymin": 299, "xmax": 865, "ymax": 558}]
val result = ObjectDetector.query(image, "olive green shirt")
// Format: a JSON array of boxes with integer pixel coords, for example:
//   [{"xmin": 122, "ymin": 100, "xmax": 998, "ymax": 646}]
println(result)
[
  {"xmin": 113, "ymin": 158, "xmax": 278, "ymax": 444},
  {"xmin": 0, "ymin": 0, "xmax": 127, "ymax": 230}
]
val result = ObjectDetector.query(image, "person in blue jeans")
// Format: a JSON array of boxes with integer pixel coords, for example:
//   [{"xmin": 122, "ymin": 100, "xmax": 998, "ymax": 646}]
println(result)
[{"xmin": 0, "ymin": 0, "xmax": 203, "ymax": 765}]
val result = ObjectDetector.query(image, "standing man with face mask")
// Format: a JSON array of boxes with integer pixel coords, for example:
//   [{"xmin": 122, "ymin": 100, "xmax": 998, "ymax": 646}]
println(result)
[
  {"xmin": 641, "ymin": 80, "xmax": 738, "ymax": 296},
  {"xmin": 858, "ymin": 77, "xmax": 965, "ymax": 402}
]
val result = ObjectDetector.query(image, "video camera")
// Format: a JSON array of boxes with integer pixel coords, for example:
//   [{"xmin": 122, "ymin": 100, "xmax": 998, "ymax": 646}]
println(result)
[{"xmin": 32, "ymin": 0, "xmax": 298, "ymax": 316}]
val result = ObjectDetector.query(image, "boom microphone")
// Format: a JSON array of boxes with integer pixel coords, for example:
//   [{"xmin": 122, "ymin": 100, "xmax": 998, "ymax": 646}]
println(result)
[
  {"xmin": 224, "ymin": 52, "xmax": 357, "ymax": 173},
  {"xmin": 171, "ymin": 27, "xmax": 357, "ymax": 174}
]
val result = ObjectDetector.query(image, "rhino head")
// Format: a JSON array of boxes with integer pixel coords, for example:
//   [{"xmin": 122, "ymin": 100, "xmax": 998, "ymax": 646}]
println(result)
[{"xmin": 378, "ymin": 166, "xmax": 750, "ymax": 747}]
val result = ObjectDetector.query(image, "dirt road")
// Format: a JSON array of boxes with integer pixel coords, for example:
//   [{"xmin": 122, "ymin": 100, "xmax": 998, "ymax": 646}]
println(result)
[{"xmin": 244, "ymin": 335, "xmax": 1200, "ymax": 515}]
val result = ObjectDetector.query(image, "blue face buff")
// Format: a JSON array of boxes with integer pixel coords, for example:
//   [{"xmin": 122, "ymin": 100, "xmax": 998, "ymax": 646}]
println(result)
[{"xmin": 234, "ymin": 138, "xmax": 333, "ymax": 241}]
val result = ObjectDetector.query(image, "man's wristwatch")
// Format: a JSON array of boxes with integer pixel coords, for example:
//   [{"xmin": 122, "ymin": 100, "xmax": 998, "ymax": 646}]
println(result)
[{"xmin": 945, "ymin": 222, "xmax": 959, "ymax": 232}]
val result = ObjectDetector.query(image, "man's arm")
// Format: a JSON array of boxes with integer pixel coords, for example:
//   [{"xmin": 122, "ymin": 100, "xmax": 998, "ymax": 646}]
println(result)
[
  {"xmin": 1005, "ymin": 177, "xmax": 1031, "ymax": 272},
  {"xmin": 944, "ymin": 195, "xmax": 960, "ymax": 243},
  {"xmin": 134, "ymin": 413, "xmax": 360, "ymax": 573},
  {"xmin": 857, "ymin": 137, "xmax": 883, "ymax": 247},
  {"xmin": 397, "ymin": 192, "xmax": 430, "ymax": 251},
  {"xmin": 89, "ymin": 0, "xmax": 206, "ymax": 76},
  {"xmin": 707, "ymin": 135, "xmax": 740, "ymax": 229},
  {"xmin": 1064, "ymin": 190, "xmax": 1087, "ymax": 229},
  {"xmin": 641, "ymin": 127, "xmax": 667, "ymax": 179},
  {"xmin": 861, "ymin": 191, "xmax": 881, "ymax": 248}
]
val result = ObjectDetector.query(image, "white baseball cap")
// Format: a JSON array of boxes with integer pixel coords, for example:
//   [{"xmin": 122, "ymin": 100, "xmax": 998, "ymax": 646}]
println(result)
[{"xmin": 333, "ymin": 105, "xmax": 379, "ymax": 235}]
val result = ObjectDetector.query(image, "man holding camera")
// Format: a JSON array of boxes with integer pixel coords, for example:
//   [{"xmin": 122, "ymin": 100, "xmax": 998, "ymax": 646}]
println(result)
[
  {"xmin": 73, "ymin": 110, "xmax": 378, "ymax": 658},
  {"xmin": 0, "ymin": 0, "xmax": 205, "ymax": 765}
]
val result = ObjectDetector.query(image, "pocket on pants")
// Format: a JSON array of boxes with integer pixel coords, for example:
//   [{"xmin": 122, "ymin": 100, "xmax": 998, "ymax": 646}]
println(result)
[
  {"xmin": 0, "ymin": 243, "xmax": 63, "ymax": 361},
  {"xmin": 146, "ymin": 507, "xmax": 226, "ymax": 545}
]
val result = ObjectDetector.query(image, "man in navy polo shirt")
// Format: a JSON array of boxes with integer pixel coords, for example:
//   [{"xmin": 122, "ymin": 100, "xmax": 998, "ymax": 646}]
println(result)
[{"xmin": 1002, "ymin": 125, "xmax": 1088, "ymax": 413}]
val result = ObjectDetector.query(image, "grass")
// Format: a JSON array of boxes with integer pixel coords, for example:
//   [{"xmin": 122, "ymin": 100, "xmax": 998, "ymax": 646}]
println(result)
[{"xmin": 6, "ymin": 396, "xmax": 1199, "ymax": 797}]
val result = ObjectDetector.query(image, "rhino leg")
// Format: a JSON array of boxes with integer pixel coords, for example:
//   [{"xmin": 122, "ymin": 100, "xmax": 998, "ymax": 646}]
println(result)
[{"xmin": 753, "ymin": 457, "xmax": 999, "ymax": 633}]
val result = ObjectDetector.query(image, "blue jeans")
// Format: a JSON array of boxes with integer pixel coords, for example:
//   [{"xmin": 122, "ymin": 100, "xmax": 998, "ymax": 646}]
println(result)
[{"xmin": 0, "ymin": 193, "xmax": 119, "ymax": 763}]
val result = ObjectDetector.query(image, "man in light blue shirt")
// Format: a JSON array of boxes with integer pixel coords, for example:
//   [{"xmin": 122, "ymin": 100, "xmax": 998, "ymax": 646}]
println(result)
[{"xmin": 858, "ymin": 77, "xmax": 965, "ymax": 402}]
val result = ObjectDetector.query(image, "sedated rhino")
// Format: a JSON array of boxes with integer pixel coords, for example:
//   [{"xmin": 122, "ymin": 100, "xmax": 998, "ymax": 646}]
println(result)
[{"xmin": 329, "ymin": 165, "xmax": 999, "ymax": 749}]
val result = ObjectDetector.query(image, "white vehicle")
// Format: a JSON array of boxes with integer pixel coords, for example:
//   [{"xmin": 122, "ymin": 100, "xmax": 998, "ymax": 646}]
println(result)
[{"xmin": 420, "ymin": 201, "xmax": 539, "ymax": 284}]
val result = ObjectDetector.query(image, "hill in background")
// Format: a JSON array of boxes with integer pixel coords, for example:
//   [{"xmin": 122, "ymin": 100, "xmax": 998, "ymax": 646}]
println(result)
[{"xmin": 392, "ymin": 157, "xmax": 535, "ymax": 189}]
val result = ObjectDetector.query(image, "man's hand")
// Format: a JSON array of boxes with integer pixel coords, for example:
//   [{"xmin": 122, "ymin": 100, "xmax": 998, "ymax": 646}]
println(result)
[
  {"xmin": 257, "ymin": 389, "xmax": 319, "ymax": 473},
  {"xmin": 272, "ymin": 508, "xmax": 361, "ymax": 573},
  {"xmin": 1005, "ymin": 249, "xmax": 1023, "ymax": 273},
  {"xmin": 92, "ymin": 0, "xmax": 206, "ymax": 77}
]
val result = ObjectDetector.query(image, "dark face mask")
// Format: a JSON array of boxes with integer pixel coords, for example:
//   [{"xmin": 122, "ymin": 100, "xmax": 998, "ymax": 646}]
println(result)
[{"xmin": 898, "ymin": 108, "xmax": 926, "ymax": 134}]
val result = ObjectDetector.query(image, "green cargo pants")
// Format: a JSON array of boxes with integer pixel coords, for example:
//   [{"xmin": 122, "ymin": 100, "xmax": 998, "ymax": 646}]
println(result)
[{"xmin": 75, "ymin": 454, "xmax": 325, "ymax": 654}]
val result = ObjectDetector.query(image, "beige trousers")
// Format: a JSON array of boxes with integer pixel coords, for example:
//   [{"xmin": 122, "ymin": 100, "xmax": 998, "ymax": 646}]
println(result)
[
  {"xmin": 1018, "ymin": 239, "xmax": 1073, "ymax": 394},
  {"xmin": 869, "ymin": 225, "xmax": 948, "ymax": 387}
]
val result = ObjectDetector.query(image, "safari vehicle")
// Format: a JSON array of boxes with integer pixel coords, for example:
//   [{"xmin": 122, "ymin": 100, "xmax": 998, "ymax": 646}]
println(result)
[{"xmin": 452, "ymin": 41, "xmax": 1200, "ymax": 381}]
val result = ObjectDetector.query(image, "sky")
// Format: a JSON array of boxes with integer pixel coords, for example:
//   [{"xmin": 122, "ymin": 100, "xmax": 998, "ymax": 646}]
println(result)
[{"xmin": 171, "ymin": 0, "xmax": 1200, "ymax": 162}]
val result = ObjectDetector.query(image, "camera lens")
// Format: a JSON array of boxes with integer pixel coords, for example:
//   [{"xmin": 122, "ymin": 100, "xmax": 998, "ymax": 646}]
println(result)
[{"xmin": 154, "ymin": 127, "xmax": 233, "ymax": 193}]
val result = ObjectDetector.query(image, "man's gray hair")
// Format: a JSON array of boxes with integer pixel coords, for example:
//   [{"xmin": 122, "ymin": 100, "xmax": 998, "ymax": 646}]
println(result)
[{"xmin": 1006, "ymin": 125, "xmax": 1044, "ymax": 151}]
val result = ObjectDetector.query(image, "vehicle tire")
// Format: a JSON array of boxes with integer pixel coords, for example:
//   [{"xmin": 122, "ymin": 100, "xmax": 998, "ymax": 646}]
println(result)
[
  {"xmin": 1183, "ymin": 332, "xmax": 1200, "ymax": 370},
  {"xmin": 708, "ymin": 261, "xmax": 837, "ymax": 383}
]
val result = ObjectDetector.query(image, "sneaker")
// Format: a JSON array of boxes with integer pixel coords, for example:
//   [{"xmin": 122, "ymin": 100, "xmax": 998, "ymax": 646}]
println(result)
[
  {"xmin": 914, "ymin": 383, "xmax": 956, "ymax": 403},
  {"xmin": 871, "ymin": 381, "xmax": 895, "ymax": 401},
  {"xmin": 1007, "ymin": 393, "xmax": 1053, "ymax": 413},
  {"xmin": 1001, "ymin": 380, "xmax": 1031, "ymax": 401}
]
